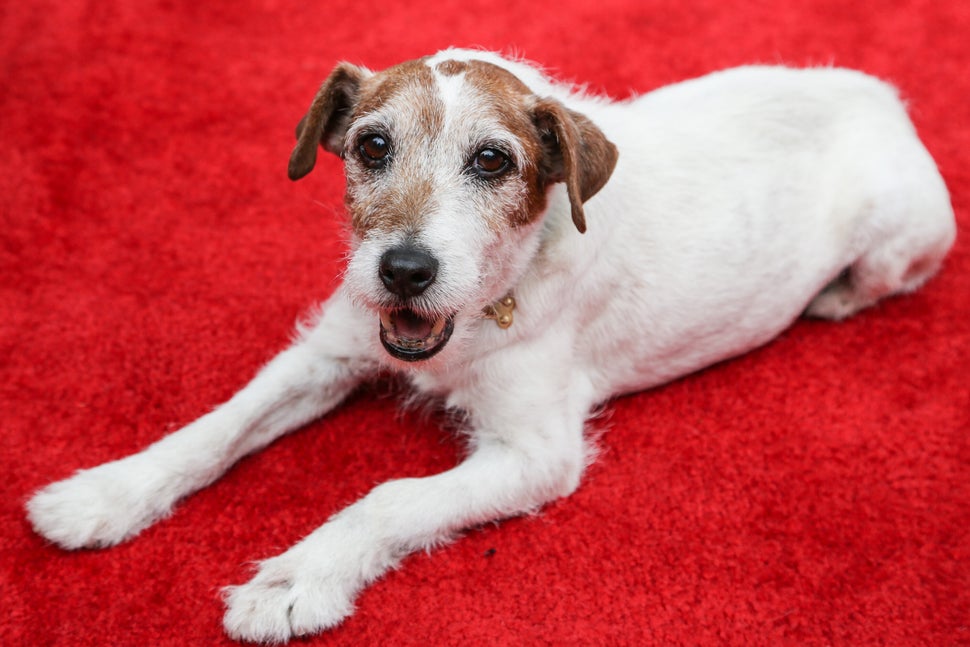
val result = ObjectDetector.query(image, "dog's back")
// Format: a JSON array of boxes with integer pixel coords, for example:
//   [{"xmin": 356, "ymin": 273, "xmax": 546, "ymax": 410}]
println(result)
[{"xmin": 513, "ymin": 63, "xmax": 956, "ymax": 399}]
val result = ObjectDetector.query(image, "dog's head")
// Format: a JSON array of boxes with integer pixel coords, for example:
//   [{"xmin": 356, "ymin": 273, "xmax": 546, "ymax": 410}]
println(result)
[{"xmin": 289, "ymin": 51, "xmax": 617, "ymax": 363}]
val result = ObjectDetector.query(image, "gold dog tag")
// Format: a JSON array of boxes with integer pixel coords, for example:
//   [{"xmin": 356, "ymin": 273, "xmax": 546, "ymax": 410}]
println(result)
[{"xmin": 484, "ymin": 295, "xmax": 515, "ymax": 329}]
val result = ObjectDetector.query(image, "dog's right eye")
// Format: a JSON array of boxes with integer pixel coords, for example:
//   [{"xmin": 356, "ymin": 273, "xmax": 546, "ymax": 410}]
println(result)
[{"xmin": 358, "ymin": 134, "xmax": 390, "ymax": 167}]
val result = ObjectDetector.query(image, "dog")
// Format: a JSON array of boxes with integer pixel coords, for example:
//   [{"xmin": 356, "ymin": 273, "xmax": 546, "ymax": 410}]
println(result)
[{"xmin": 26, "ymin": 49, "xmax": 955, "ymax": 642}]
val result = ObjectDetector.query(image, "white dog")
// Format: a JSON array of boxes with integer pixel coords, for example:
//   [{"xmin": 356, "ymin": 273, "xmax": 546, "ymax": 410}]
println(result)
[{"xmin": 27, "ymin": 49, "xmax": 955, "ymax": 642}]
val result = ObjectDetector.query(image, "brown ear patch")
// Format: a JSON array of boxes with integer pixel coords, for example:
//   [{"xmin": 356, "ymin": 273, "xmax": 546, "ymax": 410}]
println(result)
[
  {"xmin": 533, "ymin": 98, "xmax": 618, "ymax": 233},
  {"xmin": 288, "ymin": 63, "xmax": 368, "ymax": 181}
]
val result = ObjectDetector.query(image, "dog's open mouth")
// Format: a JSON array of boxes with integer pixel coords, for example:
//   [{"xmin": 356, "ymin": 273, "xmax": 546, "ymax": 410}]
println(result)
[{"xmin": 378, "ymin": 308, "xmax": 455, "ymax": 362}]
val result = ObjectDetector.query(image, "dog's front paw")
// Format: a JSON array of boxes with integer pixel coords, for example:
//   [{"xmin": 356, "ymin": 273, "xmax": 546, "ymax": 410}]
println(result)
[
  {"xmin": 222, "ymin": 552, "xmax": 357, "ymax": 643},
  {"xmin": 26, "ymin": 458, "xmax": 171, "ymax": 549}
]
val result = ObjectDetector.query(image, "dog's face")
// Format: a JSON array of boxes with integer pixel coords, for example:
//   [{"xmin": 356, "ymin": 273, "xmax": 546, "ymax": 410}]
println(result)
[{"xmin": 289, "ymin": 54, "xmax": 617, "ymax": 363}]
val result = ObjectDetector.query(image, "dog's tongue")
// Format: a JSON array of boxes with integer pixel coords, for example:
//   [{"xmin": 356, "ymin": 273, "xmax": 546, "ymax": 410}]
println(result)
[{"xmin": 392, "ymin": 308, "xmax": 435, "ymax": 340}]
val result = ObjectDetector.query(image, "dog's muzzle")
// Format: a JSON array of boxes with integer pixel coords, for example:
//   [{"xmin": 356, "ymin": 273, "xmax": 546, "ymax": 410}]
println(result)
[
  {"xmin": 375, "ymin": 244, "xmax": 454, "ymax": 361},
  {"xmin": 379, "ymin": 308, "xmax": 455, "ymax": 361}
]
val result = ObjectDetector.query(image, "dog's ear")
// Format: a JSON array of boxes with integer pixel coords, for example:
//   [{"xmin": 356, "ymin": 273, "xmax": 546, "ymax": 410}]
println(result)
[
  {"xmin": 288, "ymin": 63, "xmax": 370, "ymax": 181},
  {"xmin": 533, "ymin": 98, "xmax": 618, "ymax": 233}
]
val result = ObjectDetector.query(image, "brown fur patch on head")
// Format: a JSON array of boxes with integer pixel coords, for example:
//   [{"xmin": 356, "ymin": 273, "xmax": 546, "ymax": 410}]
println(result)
[
  {"xmin": 435, "ymin": 59, "xmax": 468, "ymax": 76},
  {"xmin": 353, "ymin": 58, "xmax": 441, "ymax": 137},
  {"xmin": 456, "ymin": 61, "xmax": 552, "ymax": 228},
  {"xmin": 289, "ymin": 59, "xmax": 443, "ymax": 180},
  {"xmin": 341, "ymin": 59, "xmax": 447, "ymax": 235},
  {"xmin": 455, "ymin": 60, "xmax": 617, "ymax": 233}
]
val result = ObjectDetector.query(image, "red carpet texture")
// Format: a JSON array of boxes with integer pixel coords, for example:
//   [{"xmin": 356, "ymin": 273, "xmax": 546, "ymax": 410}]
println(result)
[{"xmin": 2, "ymin": 1, "xmax": 968, "ymax": 645}]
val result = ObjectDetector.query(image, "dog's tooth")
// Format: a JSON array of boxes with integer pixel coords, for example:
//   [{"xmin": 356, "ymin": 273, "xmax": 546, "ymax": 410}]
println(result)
[
  {"xmin": 431, "ymin": 317, "xmax": 446, "ymax": 336},
  {"xmin": 379, "ymin": 310, "xmax": 396, "ymax": 334}
]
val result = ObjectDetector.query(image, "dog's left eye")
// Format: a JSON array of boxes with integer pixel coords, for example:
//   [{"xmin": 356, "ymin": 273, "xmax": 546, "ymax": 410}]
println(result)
[{"xmin": 472, "ymin": 148, "xmax": 511, "ymax": 178}]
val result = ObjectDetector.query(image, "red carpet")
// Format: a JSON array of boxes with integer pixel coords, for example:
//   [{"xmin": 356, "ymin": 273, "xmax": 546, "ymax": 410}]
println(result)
[{"xmin": 3, "ymin": 1, "xmax": 968, "ymax": 645}]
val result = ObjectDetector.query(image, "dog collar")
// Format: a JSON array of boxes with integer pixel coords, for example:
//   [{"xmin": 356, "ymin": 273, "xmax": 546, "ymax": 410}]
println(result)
[{"xmin": 483, "ymin": 294, "xmax": 515, "ymax": 329}]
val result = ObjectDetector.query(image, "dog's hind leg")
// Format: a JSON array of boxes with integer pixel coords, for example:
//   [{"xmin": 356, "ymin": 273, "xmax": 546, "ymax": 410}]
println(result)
[
  {"xmin": 806, "ymin": 233, "xmax": 953, "ymax": 320},
  {"xmin": 26, "ymin": 289, "xmax": 374, "ymax": 550},
  {"xmin": 805, "ymin": 142, "xmax": 955, "ymax": 321}
]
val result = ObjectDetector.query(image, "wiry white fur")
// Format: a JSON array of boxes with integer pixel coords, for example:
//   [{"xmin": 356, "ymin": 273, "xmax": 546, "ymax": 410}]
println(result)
[{"xmin": 26, "ymin": 49, "xmax": 955, "ymax": 643}]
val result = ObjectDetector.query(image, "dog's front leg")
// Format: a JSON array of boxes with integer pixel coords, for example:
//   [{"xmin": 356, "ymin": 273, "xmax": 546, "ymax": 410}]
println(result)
[
  {"xmin": 223, "ymin": 354, "xmax": 593, "ymax": 642},
  {"xmin": 26, "ymin": 290, "xmax": 375, "ymax": 550}
]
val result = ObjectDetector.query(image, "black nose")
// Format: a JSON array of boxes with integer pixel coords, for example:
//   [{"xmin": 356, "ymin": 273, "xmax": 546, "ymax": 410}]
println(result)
[{"xmin": 379, "ymin": 245, "xmax": 439, "ymax": 298}]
